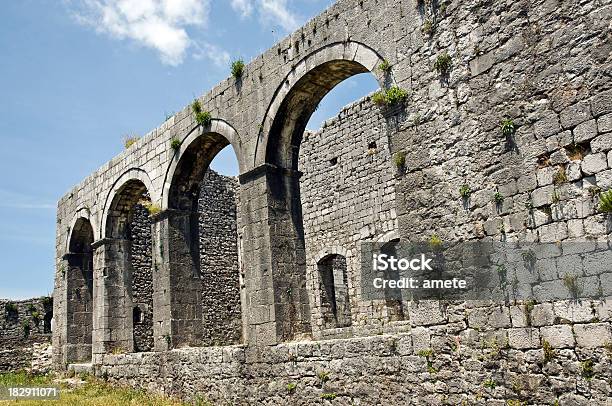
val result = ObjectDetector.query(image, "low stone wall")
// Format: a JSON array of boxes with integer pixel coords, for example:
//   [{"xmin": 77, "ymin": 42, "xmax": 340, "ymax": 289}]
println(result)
[
  {"xmin": 97, "ymin": 299, "xmax": 611, "ymax": 405},
  {"xmin": 0, "ymin": 298, "xmax": 53, "ymax": 372}
]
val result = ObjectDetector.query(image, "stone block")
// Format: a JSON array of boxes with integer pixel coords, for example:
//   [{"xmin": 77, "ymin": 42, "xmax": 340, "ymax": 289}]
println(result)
[
  {"xmin": 508, "ymin": 327, "xmax": 540, "ymax": 349},
  {"xmin": 573, "ymin": 119, "xmax": 597, "ymax": 143},
  {"xmin": 539, "ymin": 324, "xmax": 575, "ymax": 348},
  {"xmin": 581, "ymin": 152, "xmax": 608, "ymax": 175},
  {"xmin": 573, "ymin": 323, "xmax": 611, "ymax": 348}
]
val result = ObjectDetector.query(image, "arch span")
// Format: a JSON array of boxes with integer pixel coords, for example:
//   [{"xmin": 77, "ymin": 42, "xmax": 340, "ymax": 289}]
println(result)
[
  {"xmin": 254, "ymin": 41, "xmax": 388, "ymax": 169},
  {"xmin": 101, "ymin": 169, "xmax": 157, "ymax": 240},
  {"xmin": 162, "ymin": 119, "xmax": 243, "ymax": 210}
]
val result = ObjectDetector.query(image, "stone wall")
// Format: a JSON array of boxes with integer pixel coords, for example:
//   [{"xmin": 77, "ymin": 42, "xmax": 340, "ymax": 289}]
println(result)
[
  {"xmin": 197, "ymin": 171, "xmax": 242, "ymax": 346},
  {"xmin": 98, "ymin": 299, "xmax": 611, "ymax": 405},
  {"xmin": 299, "ymin": 95, "xmax": 400, "ymax": 339},
  {"xmin": 54, "ymin": 0, "xmax": 612, "ymax": 403},
  {"xmin": 130, "ymin": 203, "xmax": 154, "ymax": 353},
  {"xmin": 0, "ymin": 298, "xmax": 53, "ymax": 372}
]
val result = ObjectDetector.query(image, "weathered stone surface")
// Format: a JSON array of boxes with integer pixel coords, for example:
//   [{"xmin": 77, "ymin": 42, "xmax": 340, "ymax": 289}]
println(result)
[{"xmin": 45, "ymin": 0, "xmax": 612, "ymax": 403}]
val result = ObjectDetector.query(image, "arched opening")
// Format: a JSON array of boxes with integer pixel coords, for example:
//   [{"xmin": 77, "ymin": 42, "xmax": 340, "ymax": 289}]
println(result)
[
  {"xmin": 105, "ymin": 179, "xmax": 154, "ymax": 353},
  {"xmin": 166, "ymin": 131, "xmax": 242, "ymax": 348},
  {"xmin": 260, "ymin": 45, "xmax": 400, "ymax": 340},
  {"xmin": 66, "ymin": 217, "xmax": 94, "ymax": 362},
  {"xmin": 317, "ymin": 254, "xmax": 352, "ymax": 329}
]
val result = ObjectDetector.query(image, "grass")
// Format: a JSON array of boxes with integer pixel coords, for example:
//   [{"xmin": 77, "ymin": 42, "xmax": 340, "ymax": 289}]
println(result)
[
  {"xmin": 231, "ymin": 59, "xmax": 245, "ymax": 79},
  {"xmin": 191, "ymin": 100, "xmax": 212, "ymax": 127},
  {"xmin": 393, "ymin": 151, "xmax": 406, "ymax": 170},
  {"xmin": 434, "ymin": 52, "xmax": 452, "ymax": 75},
  {"xmin": 542, "ymin": 339, "xmax": 555, "ymax": 362},
  {"xmin": 0, "ymin": 372, "xmax": 185, "ymax": 406},
  {"xmin": 553, "ymin": 166, "xmax": 568, "ymax": 185},
  {"xmin": 562, "ymin": 273, "xmax": 582, "ymax": 299}
]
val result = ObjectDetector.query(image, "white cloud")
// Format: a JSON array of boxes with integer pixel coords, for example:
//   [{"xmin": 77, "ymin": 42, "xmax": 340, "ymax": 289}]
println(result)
[
  {"xmin": 193, "ymin": 41, "xmax": 231, "ymax": 67},
  {"xmin": 260, "ymin": 0, "xmax": 299, "ymax": 31},
  {"xmin": 71, "ymin": 0, "xmax": 210, "ymax": 66},
  {"xmin": 230, "ymin": 0, "xmax": 254, "ymax": 18},
  {"xmin": 228, "ymin": 0, "xmax": 300, "ymax": 32}
]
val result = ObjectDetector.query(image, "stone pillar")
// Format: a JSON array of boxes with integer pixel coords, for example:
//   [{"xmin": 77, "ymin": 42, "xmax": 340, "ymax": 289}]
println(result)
[
  {"xmin": 52, "ymin": 258, "xmax": 69, "ymax": 369},
  {"xmin": 92, "ymin": 238, "xmax": 134, "ymax": 356},
  {"xmin": 153, "ymin": 209, "xmax": 203, "ymax": 349},
  {"xmin": 239, "ymin": 164, "xmax": 312, "ymax": 347}
]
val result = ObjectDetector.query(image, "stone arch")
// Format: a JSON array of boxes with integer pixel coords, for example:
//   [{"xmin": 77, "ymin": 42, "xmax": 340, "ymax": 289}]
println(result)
[
  {"xmin": 101, "ymin": 175, "xmax": 155, "ymax": 353},
  {"xmin": 159, "ymin": 121, "xmax": 244, "ymax": 348},
  {"xmin": 101, "ymin": 168, "xmax": 157, "ymax": 240},
  {"xmin": 248, "ymin": 41, "xmax": 388, "ymax": 342},
  {"xmin": 65, "ymin": 217, "xmax": 94, "ymax": 363},
  {"xmin": 254, "ymin": 41, "xmax": 387, "ymax": 169},
  {"xmin": 65, "ymin": 208, "xmax": 98, "ymax": 254},
  {"xmin": 161, "ymin": 119, "xmax": 243, "ymax": 210}
]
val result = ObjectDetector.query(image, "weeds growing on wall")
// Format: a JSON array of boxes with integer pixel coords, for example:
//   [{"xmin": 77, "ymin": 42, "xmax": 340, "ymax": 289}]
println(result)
[
  {"xmin": 501, "ymin": 119, "xmax": 516, "ymax": 137},
  {"xmin": 372, "ymin": 86, "xmax": 409, "ymax": 107},
  {"xmin": 459, "ymin": 184, "xmax": 471, "ymax": 199},
  {"xmin": 378, "ymin": 59, "xmax": 391, "ymax": 73},
  {"xmin": 393, "ymin": 151, "xmax": 406, "ymax": 171},
  {"xmin": 599, "ymin": 189, "xmax": 612, "ymax": 213},
  {"xmin": 192, "ymin": 100, "xmax": 212, "ymax": 127},
  {"xmin": 170, "ymin": 138, "xmax": 182, "ymax": 151},
  {"xmin": 231, "ymin": 59, "xmax": 245, "ymax": 79},
  {"xmin": 434, "ymin": 52, "xmax": 452, "ymax": 75},
  {"xmin": 123, "ymin": 135, "xmax": 139, "ymax": 149}
]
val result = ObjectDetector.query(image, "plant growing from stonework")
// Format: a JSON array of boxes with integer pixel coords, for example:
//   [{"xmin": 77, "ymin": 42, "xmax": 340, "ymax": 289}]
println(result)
[
  {"xmin": 317, "ymin": 371, "xmax": 330, "ymax": 383},
  {"xmin": 542, "ymin": 339, "xmax": 555, "ymax": 363},
  {"xmin": 434, "ymin": 52, "xmax": 452, "ymax": 75},
  {"xmin": 553, "ymin": 166, "xmax": 568, "ymax": 185},
  {"xmin": 378, "ymin": 59, "xmax": 392, "ymax": 73},
  {"xmin": 493, "ymin": 191, "xmax": 504, "ymax": 204},
  {"xmin": 501, "ymin": 119, "xmax": 516, "ymax": 137},
  {"xmin": 123, "ymin": 134, "xmax": 139, "ymax": 149},
  {"xmin": 191, "ymin": 100, "xmax": 212, "ymax": 127},
  {"xmin": 459, "ymin": 184, "xmax": 471, "ymax": 199},
  {"xmin": 320, "ymin": 393, "xmax": 337, "ymax": 400},
  {"xmin": 141, "ymin": 200, "xmax": 161, "ymax": 216},
  {"xmin": 4, "ymin": 302, "xmax": 17, "ymax": 316},
  {"xmin": 598, "ymin": 189, "xmax": 612, "ymax": 213},
  {"xmin": 429, "ymin": 235, "xmax": 442, "ymax": 249},
  {"xmin": 22, "ymin": 320, "xmax": 31, "ymax": 338},
  {"xmin": 372, "ymin": 86, "xmax": 409, "ymax": 107},
  {"xmin": 580, "ymin": 359, "xmax": 594, "ymax": 380},
  {"xmin": 523, "ymin": 300, "xmax": 535, "ymax": 326},
  {"xmin": 483, "ymin": 378, "xmax": 496, "ymax": 389},
  {"xmin": 551, "ymin": 189, "xmax": 560, "ymax": 204},
  {"xmin": 393, "ymin": 151, "xmax": 406, "ymax": 171},
  {"xmin": 562, "ymin": 273, "xmax": 582, "ymax": 299},
  {"xmin": 422, "ymin": 19, "xmax": 434, "ymax": 36},
  {"xmin": 231, "ymin": 59, "xmax": 245, "ymax": 79},
  {"xmin": 286, "ymin": 382, "xmax": 297, "ymax": 393},
  {"xmin": 170, "ymin": 138, "xmax": 182, "ymax": 152}
]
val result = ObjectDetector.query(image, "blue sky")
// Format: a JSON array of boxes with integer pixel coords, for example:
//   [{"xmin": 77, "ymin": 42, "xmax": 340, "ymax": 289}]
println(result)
[{"xmin": 0, "ymin": 0, "xmax": 378, "ymax": 299}]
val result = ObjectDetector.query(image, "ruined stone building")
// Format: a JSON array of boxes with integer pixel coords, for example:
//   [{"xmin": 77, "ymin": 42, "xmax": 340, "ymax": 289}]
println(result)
[{"xmin": 54, "ymin": 0, "xmax": 611, "ymax": 403}]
